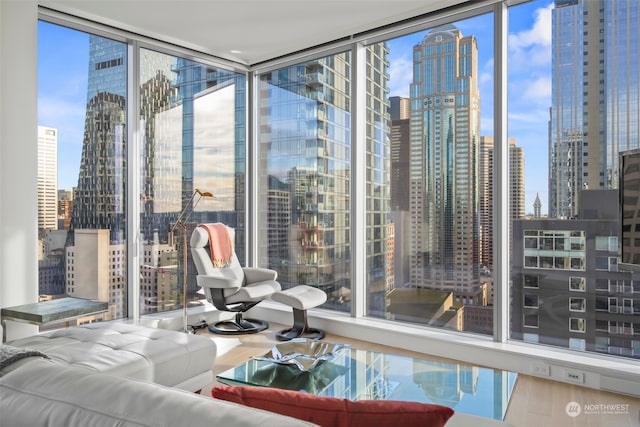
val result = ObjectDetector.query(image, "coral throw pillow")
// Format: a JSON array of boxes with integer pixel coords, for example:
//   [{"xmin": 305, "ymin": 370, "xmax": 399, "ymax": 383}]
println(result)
[{"xmin": 212, "ymin": 385, "xmax": 454, "ymax": 427}]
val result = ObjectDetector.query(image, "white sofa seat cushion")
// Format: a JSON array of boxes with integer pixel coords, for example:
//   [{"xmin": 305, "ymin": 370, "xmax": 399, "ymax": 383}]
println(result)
[
  {"xmin": 0, "ymin": 358, "xmax": 317, "ymax": 427},
  {"xmin": 7, "ymin": 323, "xmax": 216, "ymax": 391}
]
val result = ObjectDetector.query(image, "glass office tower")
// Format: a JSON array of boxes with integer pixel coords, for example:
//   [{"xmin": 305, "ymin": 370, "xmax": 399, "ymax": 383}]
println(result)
[
  {"xmin": 257, "ymin": 54, "xmax": 354, "ymax": 311},
  {"xmin": 257, "ymin": 47, "xmax": 392, "ymax": 313},
  {"xmin": 71, "ymin": 36, "xmax": 127, "ymax": 241},
  {"xmin": 549, "ymin": 0, "xmax": 640, "ymax": 219},
  {"xmin": 409, "ymin": 25, "xmax": 482, "ymax": 297},
  {"xmin": 65, "ymin": 36, "xmax": 128, "ymax": 319}
]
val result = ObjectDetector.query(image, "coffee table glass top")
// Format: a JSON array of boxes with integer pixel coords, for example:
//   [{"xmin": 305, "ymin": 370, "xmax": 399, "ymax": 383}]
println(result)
[{"xmin": 217, "ymin": 339, "xmax": 517, "ymax": 421}]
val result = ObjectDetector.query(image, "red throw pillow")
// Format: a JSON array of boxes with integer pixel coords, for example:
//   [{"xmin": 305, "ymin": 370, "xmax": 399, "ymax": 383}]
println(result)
[{"xmin": 212, "ymin": 385, "xmax": 454, "ymax": 427}]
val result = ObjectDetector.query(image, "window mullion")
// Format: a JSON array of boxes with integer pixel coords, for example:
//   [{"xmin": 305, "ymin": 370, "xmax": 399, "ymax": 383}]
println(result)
[
  {"xmin": 352, "ymin": 42, "xmax": 367, "ymax": 319},
  {"xmin": 493, "ymin": 1, "xmax": 509, "ymax": 342},
  {"xmin": 127, "ymin": 40, "xmax": 141, "ymax": 321}
]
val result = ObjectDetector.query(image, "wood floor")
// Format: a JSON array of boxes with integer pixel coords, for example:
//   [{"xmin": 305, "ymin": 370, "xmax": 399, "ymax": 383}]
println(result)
[{"xmin": 198, "ymin": 323, "xmax": 640, "ymax": 427}]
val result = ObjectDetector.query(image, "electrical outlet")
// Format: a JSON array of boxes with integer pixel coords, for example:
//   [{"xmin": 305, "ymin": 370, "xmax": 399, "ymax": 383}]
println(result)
[
  {"xmin": 532, "ymin": 363, "xmax": 550, "ymax": 376},
  {"xmin": 565, "ymin": 369, "xmax": 584, "ymax": 383}
]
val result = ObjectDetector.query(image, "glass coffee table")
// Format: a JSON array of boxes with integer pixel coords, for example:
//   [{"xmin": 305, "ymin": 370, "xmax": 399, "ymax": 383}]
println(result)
[{"xmin": 217, "ymin": 339, "xmax": 517, "ymax": 421}]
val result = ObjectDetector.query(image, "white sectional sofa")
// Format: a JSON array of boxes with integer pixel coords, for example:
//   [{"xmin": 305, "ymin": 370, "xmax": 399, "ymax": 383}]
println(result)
[
  {"xmin": 0, "ymin": 356, "xmax": 317, "ymax": 427},
  {"xmin": 5, "ymin": 322, "xmax": 216, "ymax": 391},
  {"xmin": 0, "ymin": 323, "xmax": 317, "ymax": 427}
]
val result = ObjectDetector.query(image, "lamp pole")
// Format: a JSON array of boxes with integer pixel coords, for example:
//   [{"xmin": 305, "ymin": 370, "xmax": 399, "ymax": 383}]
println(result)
[{"xmin": 169, "ymin": 189, "xmax": 213, "ymax": 333}]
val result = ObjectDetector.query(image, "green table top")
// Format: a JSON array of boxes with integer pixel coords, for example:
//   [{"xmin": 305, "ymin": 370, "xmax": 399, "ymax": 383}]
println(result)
[{"xmin": 1, "ymin": 297, "xmax": 108, "ymax": 324}]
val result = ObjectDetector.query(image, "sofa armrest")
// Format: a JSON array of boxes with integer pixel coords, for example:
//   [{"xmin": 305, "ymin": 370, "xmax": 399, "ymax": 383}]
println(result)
[{"xmin": 0, "ymin": 358, "xmax": 318, "ymax": 427}]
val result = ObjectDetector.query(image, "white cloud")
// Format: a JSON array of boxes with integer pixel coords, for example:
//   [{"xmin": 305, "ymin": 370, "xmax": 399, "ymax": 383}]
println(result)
[
  {"xmin": 508, "ymin": 3, "xmax": 553, "ymax": 70},
  {"xmin": 522, "ymin": 76, "xmax": 551, "ymax": 100},
  {"xmin": 387, "ymin": 54, "xmax": 413, "ymax": 98},
  {"xmin": 509, "ymin": 3, "xmax": 553, "ymax": 50}
]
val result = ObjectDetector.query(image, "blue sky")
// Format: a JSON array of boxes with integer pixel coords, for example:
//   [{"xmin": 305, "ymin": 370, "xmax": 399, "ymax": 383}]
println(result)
[
  {"xmin": 386, "ymin": 1, "xmax": 553, "ymax": 214},
  {"xmin": 38, "ymin": 0, "xmax": 553, "ymax": 213},
  {"xmin": 38, "ymin": 21, "xmax": 89, "ymax": 191}
]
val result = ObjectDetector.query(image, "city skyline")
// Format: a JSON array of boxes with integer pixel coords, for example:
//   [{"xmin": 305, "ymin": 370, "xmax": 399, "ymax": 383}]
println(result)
[
  {"xmin": 38, "ymin": 2, "xmax": 553, "ymax": 214},
  {"xmin": 34, "ymin": 0, "xmax": 640, "ymax": 359}
]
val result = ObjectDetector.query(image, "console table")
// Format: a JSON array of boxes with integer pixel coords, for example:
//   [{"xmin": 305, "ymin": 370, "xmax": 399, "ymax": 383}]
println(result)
[{"xmin": 2, "ymin": 297, "xmax": 109, "ymax": 342}]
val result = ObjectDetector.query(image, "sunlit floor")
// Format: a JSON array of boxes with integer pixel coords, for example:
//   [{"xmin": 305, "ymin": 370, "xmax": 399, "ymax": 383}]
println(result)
[{"xmin": 195, "ymin": 321, "xmax": 640, "ymax": 427}]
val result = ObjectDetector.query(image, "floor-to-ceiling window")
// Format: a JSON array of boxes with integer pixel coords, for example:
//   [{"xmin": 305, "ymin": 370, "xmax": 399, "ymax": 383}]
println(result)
[
  {"xmin": 509, "ymin": 0, "xmax": 640, "ymax": 359},
  {"xmin": 38, "ymin": 21, "xmax": 128, "ymax": 321},
  {"xmin": 365, "ymin": 13, "xmax": 495, "ymax": 335},
  {"xmin": 36, "ymin": 0, "xmax": 639, "ymax": 365},
  {"xmin": 37, "ymin": 20, "xmax": 246, "ymax": 323},
  {"xmin": 256, "ymin": 53, "xmax": 352, "ymax": 312},
  {"xmin": 138, "ymin": 48, "xmax": 246, "ymax": 316}
]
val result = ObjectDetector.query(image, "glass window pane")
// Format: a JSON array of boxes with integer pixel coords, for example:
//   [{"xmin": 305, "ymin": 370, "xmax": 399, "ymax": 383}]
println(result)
[
  {"xmin": 569, "ymin": 318, "xmax": 585, "ymax": 333},
  {"xmin": 595, "ymin": 236, "xmax": 609, "ymax": 251},
  {"xmin": 524, "ymin": 294, "xmax": 539, "ymax": 308},
  {"xmin": 366, "ymin": 13, "xmax": 494, "ymax": 335},
  {"xmin": 569, "ymin": 276, "xmax": 585, "ymax": 291},
  {"xmin": 38, "ymin": 21, "xmax": 127, "ymax": 322},
  {"xmin": 524, "ymin": 274, "xmax": 539, "ymax": 288},
  {"xmin": 138, "ymin": 48, "xmax": 246, "ymax": 316},
  {"xmin": 569, "ymin": 338, "xmax": 586, "ymax": 351},
  {"xmin": 569, "ymin": 297, "xmax": 586, "ymax": 312},
  {"xmin": 510, "ymin": 0, "xmax": 640, "ymax": 360},
  {"xmin": 523, "ymin": 314, "xmax": 539, "ymax": 328},
  {"xmin": 257, "ymin": 53, "xmax": 351, "ymax": 311},
  {"xmin": 524, "ymin": 237, "xmax": 538, "ymax": 249}
]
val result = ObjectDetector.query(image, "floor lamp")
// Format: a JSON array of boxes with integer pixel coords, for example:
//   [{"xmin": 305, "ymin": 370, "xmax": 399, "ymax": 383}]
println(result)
[{"xmin": 169, "ymin": 189, "xmax": 214, "ymax": 333}]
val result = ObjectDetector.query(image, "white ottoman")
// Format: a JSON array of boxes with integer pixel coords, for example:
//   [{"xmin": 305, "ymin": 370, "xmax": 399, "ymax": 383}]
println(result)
[
  {"xmin": 7, "ymin": 322, "xmax": 216, "ymax": 392},
  {"xmin": 271, "ymin": 285, "xmax": 327, "ymax": 341}
]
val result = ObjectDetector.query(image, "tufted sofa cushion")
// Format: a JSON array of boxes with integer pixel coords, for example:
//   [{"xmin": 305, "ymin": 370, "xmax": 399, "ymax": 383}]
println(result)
[
  {"xmin": 0, "ymin": 358, "xmax": 317, "ymax": 427},
  {"xmin": 7, "ymin": 323, "xmax": 216, "ymax": 391}
]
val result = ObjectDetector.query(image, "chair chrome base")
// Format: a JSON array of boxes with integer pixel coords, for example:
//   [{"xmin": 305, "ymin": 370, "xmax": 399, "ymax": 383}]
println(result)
[
  {"xmin": 275, "ymin": 307, "xmax": 325, "ymax": 341},
  {"xmin": 276, "ymin": 326, "xmax": 325, "ymax": 341},
  {"xmin": 208, "ymin": 313, "xmax": 268, "ymax": 335}
]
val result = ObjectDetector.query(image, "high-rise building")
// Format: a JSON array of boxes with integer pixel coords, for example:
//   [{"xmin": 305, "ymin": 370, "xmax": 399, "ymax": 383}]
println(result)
[
  {"xmin": 409, "ymin": 25, "xmax": 481, "ymax": 294},
  {"xmin": 389, "ymin": 96, "xmax": 412, "ymax": 293},
  {"xmin": 71, "ymin": 36, "xmax": 127, "ymax": 242},
  {"xmin": 64, "ymin": 36, "xmax": 128, "ymax": 319},
  {"xmin": 37, "ymin": 135, "xmax": 64, "ymax": 296},
  {"xmin": 549, "ymin": 0, "xmax": 640, "ymax": 219},
  {"xmin": 169, "ymin": 61, "xmax": 246, "ymax": 235},
  {"xmin": 57, "ymin": 189, "xmax": 73, "ymax": 231},
  {"xmin": 37, "ymin": 126, "xmax": 58, "ymax": 233},
  {"xmin": 258, "ymin": 47, "xmax": 391, "ymax": 311},
  {"xmin": 258, "ymin": 56, "xmax": 353, "ymax": 307},
  {"xmin": 478, "ymin": 136, "xmax": 525, "ymax": 268},
  {"xmin": 138, "ymin": 57, "xmax": 246, "ymax": 308},
  {"xmin": 366, "ymin": 43, "xmax": 393, "ymax": 315},
  {"xmin": 66, "ymin": 229, "xmax": 124, "ymax": 319},
  {"xmin": 390, "ymin": 96, "xmax": 411, "ymax": 212},
  {"xmin": 620, "ymin": 149, "xmax": 640, "ymax": 266},
  {"xmin": 513, "ymin": 189, "xmax": 638, "ymax": 358},
  {"xmin": 390, "ymin": 95, "xmax": 410, "ymax": 121},
  {"xmin": 138, "ymin": 66, "xmax": 178, "ymax": 243},
  {"xmin": 64, "ymin": 39, "xmax": 247, "ymax": 316}
]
